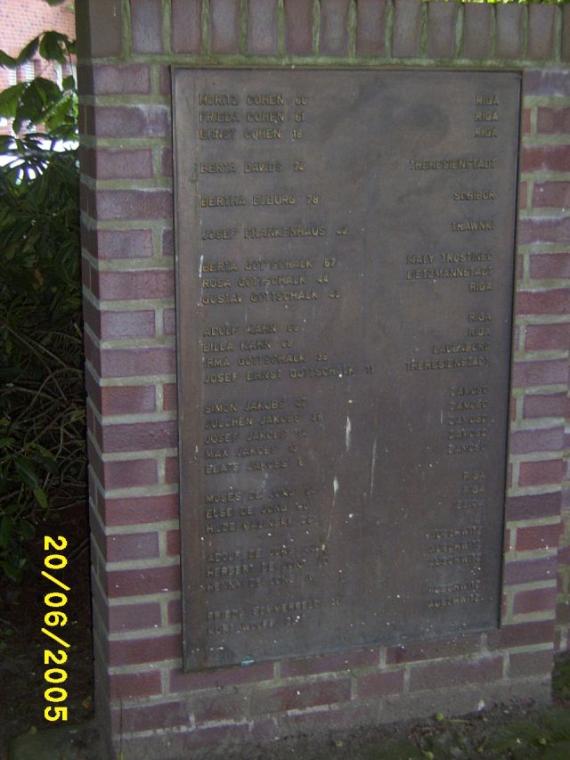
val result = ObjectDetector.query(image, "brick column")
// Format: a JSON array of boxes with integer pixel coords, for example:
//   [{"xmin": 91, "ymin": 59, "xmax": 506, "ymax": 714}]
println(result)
[
  {"xmin": 76, "ymin": 2, "xmax": 570, "ymax": 758},
  {"xmin": 516, "ymin": 70, "xmax": 570, "ymax": 652}
]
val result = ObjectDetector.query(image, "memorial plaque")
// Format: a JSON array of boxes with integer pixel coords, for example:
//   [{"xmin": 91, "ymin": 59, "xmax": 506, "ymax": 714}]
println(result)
[{"xmin": 172, "ymin": 69, "xmax": 521, "ymax": 670}]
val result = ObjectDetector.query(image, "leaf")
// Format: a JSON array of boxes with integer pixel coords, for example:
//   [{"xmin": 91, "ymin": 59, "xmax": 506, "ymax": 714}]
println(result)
[
  {"xmin": 39, "ymin": 32, "xmax": 71, "ymax": 64},
  {"xmin": 33, "ymin": 487, "xmax": 49, "ymax": 509},
  {"xmin": 0, "ymin": 38, "xmax": 39, "ymax": 68},
  {"xmin": 14, "ymin": 457, "xmax": 39, "ymax": 488},
  {"xmin": 0, "ymin": 50, "xmax": 18, "ymax": 68},
  {"xmin": 18, "ymin": 37, "xmax": 40, "ymax": 65},
  {"xmin": 0, "ymin": 516, "xmax": 13, "ymax": 549},
  {"xmin": 0, "ymin": 84, "xmax": 27, "ymax": 119},
  {"xmin": 15, "ymin": 78, "xmax": 62, "ymax": 130}
]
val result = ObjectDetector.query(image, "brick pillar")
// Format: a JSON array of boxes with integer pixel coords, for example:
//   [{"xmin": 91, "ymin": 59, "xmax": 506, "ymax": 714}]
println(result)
[
  {"xmin": 76, "ymin": 2, "xmax": 570, "ymax": 758},
  {"xmin": 516, "ymin": 71, "xmax": 570, "ymax": 652}
]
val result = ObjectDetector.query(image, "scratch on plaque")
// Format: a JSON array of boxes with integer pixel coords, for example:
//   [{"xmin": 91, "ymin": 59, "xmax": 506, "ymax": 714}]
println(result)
[
  {"xmin": 345, "ymin": 416, "xmax": 352, "ymax": 452},
  {"xmin": 324, "ymin": 476, "xmax": 339, "ymax": 547},
  {"xmin": 370, "ymin": 438, "xmax": 377, "ymax": 497},
  {"xmin": 199, "ymin": 254, "xmax": 204, "ymax": 279}
]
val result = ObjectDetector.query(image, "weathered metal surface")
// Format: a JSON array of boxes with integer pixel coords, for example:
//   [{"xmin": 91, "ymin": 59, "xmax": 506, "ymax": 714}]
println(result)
[{"xmin": 172, "ymin": 69, "xmax": 521, "ymax": 670}]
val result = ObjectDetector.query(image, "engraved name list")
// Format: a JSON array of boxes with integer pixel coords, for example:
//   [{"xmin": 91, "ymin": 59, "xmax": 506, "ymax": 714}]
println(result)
[{"xmin": 172, "ymin": 69, "xmax": 521, "ymax": 669}]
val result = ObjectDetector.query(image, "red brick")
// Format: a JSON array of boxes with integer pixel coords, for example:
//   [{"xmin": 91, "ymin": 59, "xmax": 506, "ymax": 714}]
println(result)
[
  {"xmin": 521, "ymin": 109, "xmax": 531, "ymax": 136},
  {"xmin": 513, "ymin": 586, "xmax": 557, "ymax": 615},
  {"xmin": 463, "ymin": 4, "xmax": 492, "ymax": 60},
  {"xmin": 131, "ymin": 0, "xmax": 163, "ymax": 54},
  {"xmin": 103, "ymin": 459, "xmax": 159, "ymax": 490},
  {"xmin": 512, "ymin": 360, "xmax": 568, "ymax": 388},
  {"xmin": 393, "ymin": 0, "xmax": 422, "ymax": 58},
  {"xmin": 386, "ymin": 634, "xmax": 480, "ymax": 665},
  {"xmin": 190, "ymin": 690, "xmax": 247, "ymax": 722},
  {"xmin": 528, "ymin": 4, "xmax": 556, "ymax": 61},
  {"xmin": 168, "ymin": 599, "xmax": 181, "ymax": 625},
  {"xmin": 521, "ymin": 145, "xmax": 570, "ymax": 173},
  {"xmin": 537, "ymin": 107, "xmax": 570, "ymax": 135},
  {"xmin": 95, "ymin": 149, "xmax": 154, "ymax": 181},
  {"xmin": 250, "ymin": 679, "xmax": 351, "ymax": 715},
  {"xmin": 524, "ymin": 393, "xmax": 565, "ymax": 420},
  {"xmin": 95, "ymin": 229, "xmax": 154, "ymax": 260},
  {"xmin": 95, "ymin": 106, "xmax": 170, "ymax": 138},
  {"xmin": 103, "ymin": 419, "xmax": 177, "ymax": 453},
  {"xmin": 284, "ymin": 0, "xmax": 313, "ymax": 55},
  {"xmin": 409, "ymin": 657, "xmax": 503, "ymax": 692},
  {"xmin": 516, "ymin": 523, "xmax": 562, "ymax": 552},
  {"xmin": 487, "ymin": 620, "xmax": 555, "ymax": 650},
  {"xmin": 122, "ymin": 724, "xmax": 251, "ymax": 755},
  {"xmin": 107, "ymin": 565, "xmax": 180, "ymax": 598},
  {"xmin": 510, "ymin": 426, "xmax": 563, "ymax": 455},
  {"xmin": 99, "ymin": 310, "xmax": 156, "ymax": 339},
  {"xmin": 95, "ymin": 189, "xmax": 173, "ymax": 222},
  {"xmin": 108, "ymin": 602, "xmax": 162, "ymax": 632},
  {"xmin": 161, "ymin": 148, "xmax": 173, "ymax": 177},
  {"xmin": 169, "ymin": 661, "xmax": 274, "ymax": 693},
  {"xmin": 163, "ymin": 383, "xmax": 178, "ymax": 411},
  {"xmin": 280, "ymin": 702, "xmax": 378, "ymax": 733},
  {"xmin": 162, "ymin": 229, "xmax": 174, "ymax": 257},
  {"xmin": 356, "ymin": 0, "xmax": 386, "ymax": 57},
  {"xmin": 510, "ymin": 650, "xmax": 553, "ymax": 678},
  {"xmin": 282, "ymin": 647, "xmax": 378, "ymax": 678},
  {"xmin": 427, "ymin": 1, "xmax": 457, "ymax": 60},
  {"xmin": 96, "ymin": 270, "xmax": 174, "ymax": 301},
  {"xmin": 103, "ymin": 494, "xmax": 179, "ymax": 526},
  {"xmin": 100, "ymin": 385, "xmax": 157, "ymax": 416},
  {"xmin": 530, "ymin": 253, "xmax": 570, "ymax": 281},
  {"xmin": 210, "ymin": 0, "xmax": 241, "ymax": 54},
  {"xmin": 118, "ymin": 701, "xmax": 187, "ymax": 732},
  {"xmin": 91, "ymin": 64, "xmax": 151, "ymax": 95},
  {"xmin": 107, "ymin": 531, "xmax": 160, "ymax": 561},
  {"xmin": 504, "ymin": 556, "xmax": 558, "ymax": 585},
  {"xmin": 525, "ymin": 324, "xmax": 570, "ymax": 352},
  {"xmin": 110, "ymin": 671, "xmax": 162, "ymax": 699},
  {"xmin": 172, "ymin": 0, "xmax": 202, "ymax": 54},
  {"xmin": 163, "ymin": 308, "xmax": 176, "ymax": 335},
  {"xmin": 99, "ymin": 347, "xmax": 175, "ymax": 378},
  {"xmin": 320, "ymin": 0, "xmax": 350, "ymax": 57},
  {"xmin": 515, "ymin": 290, "xmax": 569, "ymax": 315},
  {"xmin": 534, "ymin": 182, "xmax": 570, "ymax": 209},
  {"xmin": 519, "ymin": 459, "xmax": 564, "ymax": 488},
  {"xmin": 496, "ymin": 3, "xmax": 524, "ymax": 60},
  {"xmin": 247, "ymin": 0, "xmax": 278, "ymax": 55},
  {"xmin": 357, "ymin": 669, "xmax": 404, "ymax": 699},
  {"xmin": 76, "ymin": 0, "xmax": 123, "ymax": 58},
  {"xmin": 525, "ymin": 70, "xmax": 570, "ymax": 97},
  {"xmin": 506, "ymin": 492, "xmax": 561, "ymax": 522},
  {"xmin": 165, "ymin": 456, "xmax": 179, "ymax": 483},
  {"xmin": 166, "ymin": 530, "xmax": 180, "ymax": 556}
]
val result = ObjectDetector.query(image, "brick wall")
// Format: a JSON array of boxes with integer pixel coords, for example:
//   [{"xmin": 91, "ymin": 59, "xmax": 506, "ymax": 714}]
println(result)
[{"xmin": 77, "ymin": 2, "xmax": 569, "ymax": 758}]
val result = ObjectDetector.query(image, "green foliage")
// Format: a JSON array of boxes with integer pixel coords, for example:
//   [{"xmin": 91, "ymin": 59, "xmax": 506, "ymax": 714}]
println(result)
[
  {"xmin": 0, "ymin": 32, "xmax": 83, "ymax": 582},
  {"xmin": 488, "ymin": 708, "xmax": 570, "ymax": 759},
  {"xmin": 0, "ymin": 31, "xmax": 76, "ymax": 140}
]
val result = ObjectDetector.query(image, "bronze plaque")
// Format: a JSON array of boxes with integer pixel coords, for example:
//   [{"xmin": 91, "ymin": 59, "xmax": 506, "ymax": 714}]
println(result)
[{"xmin": 173, "ymin": 69, "xmax": 521, "ymax": 670}]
